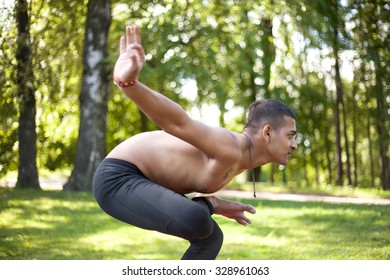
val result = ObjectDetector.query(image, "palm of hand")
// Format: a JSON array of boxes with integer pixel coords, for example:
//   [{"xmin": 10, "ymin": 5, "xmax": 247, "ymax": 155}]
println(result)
[
  {"xmin": 113, "ymin": 26, "xmax": 145, "ymax": 82},
  {"xmin": 114, "ymin": 51, "xmax": 142, "ymax": 81}
]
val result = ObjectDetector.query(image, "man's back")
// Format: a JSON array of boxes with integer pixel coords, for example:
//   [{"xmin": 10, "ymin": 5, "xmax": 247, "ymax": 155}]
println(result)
[{"xmin": 107, "ymin": 130, "xmax": 245, "ymax": 195}]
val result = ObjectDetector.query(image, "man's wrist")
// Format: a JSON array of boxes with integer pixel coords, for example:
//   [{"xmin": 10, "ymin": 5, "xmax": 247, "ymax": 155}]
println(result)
[
  {"xmin": 113, "ymin": 77, "xmax": 138, "ymax": 89},
  {"xmin": 205, "ymin": 196, "xmax": 219, "ymax": 213}
]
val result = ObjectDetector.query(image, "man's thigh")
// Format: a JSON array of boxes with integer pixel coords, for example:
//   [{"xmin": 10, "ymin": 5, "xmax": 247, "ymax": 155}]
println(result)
[{"xmin": 100, "ymin": 177, "xmax": 213, "ymax": 240}]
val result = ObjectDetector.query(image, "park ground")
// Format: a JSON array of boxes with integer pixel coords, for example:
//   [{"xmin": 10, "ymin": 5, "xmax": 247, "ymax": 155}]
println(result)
[{"xmin": 1, "ymin": 175, "xmax": 389, "ymax": 260}]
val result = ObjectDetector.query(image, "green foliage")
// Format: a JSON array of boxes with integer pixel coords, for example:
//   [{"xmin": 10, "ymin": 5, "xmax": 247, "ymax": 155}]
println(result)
[
  {"xmin": 0, "ymin": 0, "xmax": 86, "ymax": 175},
  {"xmin": 0, "ymin": 2, "xmax": 18, "ymax": 176},
  {"xmin": 0, "ymin": 0, "xmax": 388, "ymax": 189},
  {"xmin": 0, "ymin": 188, "xmax": 389, "ymax": 259},
  {"xmin": 32, "ymin": 1, "xmax": 87, "ymax": 171}
]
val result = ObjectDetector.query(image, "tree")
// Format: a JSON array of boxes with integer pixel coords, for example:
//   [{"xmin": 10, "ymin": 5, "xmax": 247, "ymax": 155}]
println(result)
[
  {"xmin": 1, "ymin": 0, "xmax": 388, "ymax": 191},
  {"xmin": 0, "ymin": 2, "xmax": 18, "ymax": 178},
  {"xmin": 332, "ymin": 0, "xmax": 353, "ymax": 186},
  {"xmin": 15, "ymin": 0, "xmax": 40, "ymax": 189},
  {"xmin": 64, "ymin": 0, "xmax": 111, "ymax": 191},
  {"xmin": 32, "ymin": 1, "xmax": 87, "ymax": 172},
  {"xmin": 367, "ymin": 1, "xmax": 390, "ymax": 190},
  {"xmin": 350, "ymin": 0, "xmax": 389, "ymax": 190}
]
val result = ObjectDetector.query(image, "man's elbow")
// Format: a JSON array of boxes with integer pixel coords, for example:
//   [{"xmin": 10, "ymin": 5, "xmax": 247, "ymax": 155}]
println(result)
[{"xmin": 162, "ymin": 113, "xmax": 190, "ymax": 136}]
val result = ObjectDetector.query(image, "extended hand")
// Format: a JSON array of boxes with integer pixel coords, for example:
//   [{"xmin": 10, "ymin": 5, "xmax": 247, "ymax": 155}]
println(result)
[
  {"xmin": 207, "ymin": 196, "xmax": 256, "ymax": 226},
  {"xmin": 113, "ymin": 26, "xmax": 146, "ymax": 83}
]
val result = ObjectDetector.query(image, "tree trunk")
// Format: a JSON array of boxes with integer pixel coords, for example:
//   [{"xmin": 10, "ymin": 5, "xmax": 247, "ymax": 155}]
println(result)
[
  {"xmin": 338, "ymin": 64, "xmax": 352, "ymax": 186},
  {"xmin": 324, "ymin": 119, "xmax": 333, "ymax": 185},
  {"xmin": 367, "ymin": 115, "xmax": 375, "ymax": 189},
  {"xmin": 15, "ymin": 0, "xmax": 40, "ymax": 190},
  {"xmin": 334, "ymin": 91, "xmax": 343, "ymax": 186},
  {"xmin": 371, "ymin": 12, "xmax": 389, "ymax": 190},
  {"xmin": 64, "ymin": 0, "xmax": 111, "ymax": 191},
  {"xmin": 314, "ymin": 159, "xmax": 319, "ymax": 187},
  {"xmin": 351, "ymin": 84, "xmax": 358, "ymax": 187},
  {"xmin": 374, "ymin": 61, "xmax": 389, "ymax": 190},
  {"xmin": 303, "ymin": 153, "xmax": 309, "ymax": 187},
  {"xmin": 261, "ymin": 18, "xmax": 275, "ymax": 99},
  {"xmin": 332, "ymin": 8, "xmax": 344, "ymax": 186}
]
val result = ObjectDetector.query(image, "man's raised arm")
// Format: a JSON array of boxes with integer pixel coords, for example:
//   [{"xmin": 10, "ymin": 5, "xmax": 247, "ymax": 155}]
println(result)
[
  {"xmin": 113, "ymin": 26, "xmax": 240, "ymax": 161},
  {"xmin": 113, "ymin": 26, "xmax": 189, "ymax": 135}
]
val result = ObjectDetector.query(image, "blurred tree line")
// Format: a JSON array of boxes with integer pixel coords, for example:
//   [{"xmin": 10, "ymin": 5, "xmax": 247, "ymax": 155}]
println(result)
[{"xmin": 0, "ymin": 0, "xmax": 388, "ymax": 191}]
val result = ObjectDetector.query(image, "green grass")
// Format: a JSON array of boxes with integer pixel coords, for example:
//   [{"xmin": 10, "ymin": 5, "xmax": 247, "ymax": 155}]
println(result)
[{"xmin": 0, "ymin": 188, "xmax": 389, "ymax": 260}]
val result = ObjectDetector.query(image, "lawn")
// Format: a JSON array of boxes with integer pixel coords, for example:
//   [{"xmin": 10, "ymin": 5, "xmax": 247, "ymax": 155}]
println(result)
[{"xmin": 0, "ymin": 188, "xmax": 389, "ymax": 260}]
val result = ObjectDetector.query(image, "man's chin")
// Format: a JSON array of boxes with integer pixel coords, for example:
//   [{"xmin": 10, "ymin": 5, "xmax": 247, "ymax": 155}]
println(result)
[
  {"xmin": 279, "ymin": 159, "xmax": 289, "ymax": 166},
  {"xmin": 273, "ymin": 157, "xmax": 290, "ymax": 166}
]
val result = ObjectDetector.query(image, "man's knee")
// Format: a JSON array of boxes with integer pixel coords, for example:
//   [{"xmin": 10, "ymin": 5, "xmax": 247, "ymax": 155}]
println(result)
[
  {"xmin": 190, "ymin": 219, "xmax": 224, "ymax": 248},
  {"xmin": 166, "ymin": 203, "xmax": 213, "ymax": 240},
  {"xmin": 206, "ymin": 221, "xmax": 224, "ymax": 249},
  {"xmin": 186, "ymin": 206, "xmax": 215, "ymax": 239},
  {"xmin": 194, "ymin": 217, "xmax": 215, "ymax": 240}
]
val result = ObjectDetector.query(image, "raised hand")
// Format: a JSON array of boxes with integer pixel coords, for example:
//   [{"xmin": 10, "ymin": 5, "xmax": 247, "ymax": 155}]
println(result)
[{"xmin": 113, "ymin": 26, "xmax": 146, "ymax": 85}]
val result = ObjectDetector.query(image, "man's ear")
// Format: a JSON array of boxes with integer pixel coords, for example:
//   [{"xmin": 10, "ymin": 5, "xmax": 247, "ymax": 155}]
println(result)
[{"xmin": 262, "ymin": 125, "xmax": 272, "ymax": 142}]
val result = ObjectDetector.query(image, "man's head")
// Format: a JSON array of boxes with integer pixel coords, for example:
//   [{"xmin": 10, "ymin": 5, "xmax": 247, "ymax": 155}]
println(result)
[
  {"xmin": 245, "ymin": 99, "xmax": 297, "ymax": 165},
  {"xmin": 245, "ymin": 99, "xmax": 296, "ymax": 133}
]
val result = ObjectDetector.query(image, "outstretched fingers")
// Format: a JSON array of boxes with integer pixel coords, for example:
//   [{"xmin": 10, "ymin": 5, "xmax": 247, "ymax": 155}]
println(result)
[
  {"xmin": 114, "ymin": 25, "xmax": 145, "ymax": 83},
  {"xmin": 119, "ymin": 26, "xmax": 138, "ymax": 54},
  {"xmin": 245, "ymin": 204, "xmax": 257, "ymax": 214},
  {"xmin": 122, "ymin": 26, "xmax": 145, "ymax": 62},
  {"xmin": 133, "ymin": 25, "xmax": 141, "ymax": 44},
  {"xmin": 236, "ymin": 204, "xmax": 256, "ymax": 226},
  {"xmin": 126, "ymin": 25, "xmax": 134, "ymax": 45},
  {"xmin": 125, "ymin": 25, "xmax": 141, "ymax": 46},
  {"xmin": 236, "ymin": 211, "xmax": 252, "ymax": 226}
]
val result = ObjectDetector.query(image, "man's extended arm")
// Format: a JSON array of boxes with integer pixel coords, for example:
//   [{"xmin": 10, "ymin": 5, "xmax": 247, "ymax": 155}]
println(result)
[
  {"xmin": 113, "ymin": 26, "xmax": 187, "ymax": 133},
  {"xmin": 113, "ymin": 26, "xmax": 241, "ymax": 161}
]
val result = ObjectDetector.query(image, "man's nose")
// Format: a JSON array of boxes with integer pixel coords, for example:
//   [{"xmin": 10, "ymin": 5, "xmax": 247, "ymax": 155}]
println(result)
[{"xmin": 291, "ymin": 140, "xmax": 297, "ymax": 150}]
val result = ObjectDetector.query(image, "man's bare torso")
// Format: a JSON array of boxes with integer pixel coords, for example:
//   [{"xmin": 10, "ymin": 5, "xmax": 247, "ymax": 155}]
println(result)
[{"xmin": 107, "ymin": 130, "xmax": 244, "ymax": 194}]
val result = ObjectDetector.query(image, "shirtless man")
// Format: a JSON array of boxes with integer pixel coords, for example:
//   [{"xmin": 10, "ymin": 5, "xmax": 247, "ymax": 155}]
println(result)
[{"xmin": 93, "ymin": 26, "xmax": 297, "ymax": 260}]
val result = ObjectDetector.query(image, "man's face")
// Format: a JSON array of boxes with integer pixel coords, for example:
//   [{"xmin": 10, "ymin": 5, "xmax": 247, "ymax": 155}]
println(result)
[{"xmin": 269, "ymin": 116, "xmax": 297, "ymax": 165}]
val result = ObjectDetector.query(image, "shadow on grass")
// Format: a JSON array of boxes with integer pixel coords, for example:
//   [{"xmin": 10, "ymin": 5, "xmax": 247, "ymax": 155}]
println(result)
[
  {"xmin": 217, "ymin": 198, "xmax": 390, "ymax": 260},
  {"xmin": 0, "ymin": 188, "xmax": 188, "ymax": 259},
  {"xmin": 1, "ymin": 189, "xmax": 389, "ymax": 260}
]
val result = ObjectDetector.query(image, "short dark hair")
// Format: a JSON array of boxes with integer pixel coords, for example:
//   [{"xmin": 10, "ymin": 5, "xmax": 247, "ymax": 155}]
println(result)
[{"xmin": 244, "ymin": 99, "xmax": 295, "ymax": 132}]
